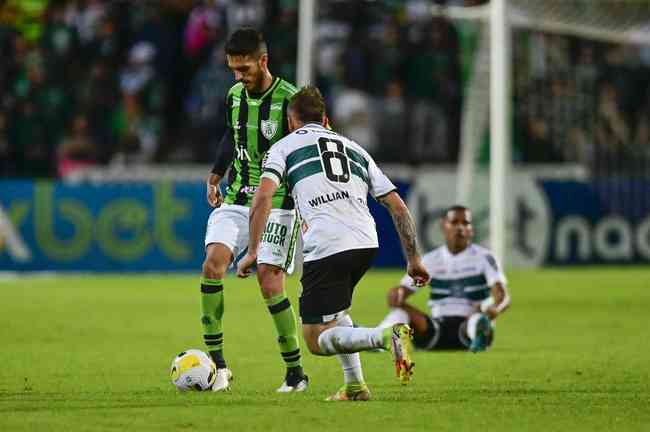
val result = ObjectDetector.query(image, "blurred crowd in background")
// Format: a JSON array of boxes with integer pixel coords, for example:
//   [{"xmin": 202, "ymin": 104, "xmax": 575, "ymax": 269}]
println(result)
[
  {"xmin": 514, "ymin": 30, "xmax": 650, "ymax": 176},
  {"xmin": 0, "ymin": 0, "xmax": 648, "ymax": 178}
]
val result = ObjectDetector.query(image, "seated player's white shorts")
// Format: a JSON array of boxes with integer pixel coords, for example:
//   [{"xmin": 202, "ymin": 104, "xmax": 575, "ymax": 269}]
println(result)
[{"xmin": 204, "ymin": 204, "xmax": 299, "ymax": 274}]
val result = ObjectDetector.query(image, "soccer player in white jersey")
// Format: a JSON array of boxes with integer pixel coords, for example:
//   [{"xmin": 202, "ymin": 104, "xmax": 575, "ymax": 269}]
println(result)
[
  {"xmin": 379, "ymin": 206, "xmax": 511, "ymax": 352},
  {"xmin": 237, "ymin": 86, "xmax": 430, "ymax": 401}
]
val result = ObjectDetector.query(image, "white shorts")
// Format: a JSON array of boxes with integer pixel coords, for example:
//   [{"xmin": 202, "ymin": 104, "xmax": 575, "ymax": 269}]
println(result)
[{"xmin": 204, "ymin": 204, "xmax": 299, "ymax": 273}]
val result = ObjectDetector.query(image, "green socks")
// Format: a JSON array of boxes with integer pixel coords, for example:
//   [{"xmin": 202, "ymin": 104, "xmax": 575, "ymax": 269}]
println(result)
[
  {"xmin": 265, "ymin": 293, "xmax": 302, "ymax": 369},
  {"xmin": 201, "ymin": 277, "xmax": 226, "ymax": 368},
  {"xmin": 201, "ymin": 280, "xmax": 301, "ymax": 373}
]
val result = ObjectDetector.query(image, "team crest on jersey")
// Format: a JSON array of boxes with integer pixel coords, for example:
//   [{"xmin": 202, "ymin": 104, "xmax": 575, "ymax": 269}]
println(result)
[{"xmin": 261, "ymin": 119, "xmax": 279, "ymax": 140}]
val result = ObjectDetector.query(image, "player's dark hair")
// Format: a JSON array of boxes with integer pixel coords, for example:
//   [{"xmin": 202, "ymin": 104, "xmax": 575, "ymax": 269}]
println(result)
[
  {"xmin": 288, "ymin": 86, "xmax": 326, "ymax": 123},
  {"xmin": 443, "ymin": 205, "xmax": 470, "ymax": 219},
  {"xmin": 225, "ymin": 28, "xmax": 268, "ymax": 58}
]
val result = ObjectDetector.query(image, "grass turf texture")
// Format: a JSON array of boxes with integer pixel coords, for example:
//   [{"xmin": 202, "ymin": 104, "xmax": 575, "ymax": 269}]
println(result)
[{"xmin": 1, "ymin": 268, "xmax": 649, "ymax": 431}]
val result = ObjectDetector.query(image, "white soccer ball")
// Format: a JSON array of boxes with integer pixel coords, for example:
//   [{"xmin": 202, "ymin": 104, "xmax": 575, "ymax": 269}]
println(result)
[{"xmin": 170, "ymin": 349, "xmax": 217, "ymax": 391}]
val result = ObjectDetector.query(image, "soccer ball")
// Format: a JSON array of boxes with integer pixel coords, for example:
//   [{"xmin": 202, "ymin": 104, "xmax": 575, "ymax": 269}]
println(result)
[{"xmin": 170, "ymin": 349, "xmax": 216, "ymax": 391}]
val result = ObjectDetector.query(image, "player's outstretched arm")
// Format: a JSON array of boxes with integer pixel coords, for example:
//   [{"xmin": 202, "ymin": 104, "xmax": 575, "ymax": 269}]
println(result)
[
  {"xmin": 236, "ymin": 178, "xmax": 279, "ymax": 278},
  {"xmin": 378, "ymin": 191, "xmax": 429, "ymax": 286}
]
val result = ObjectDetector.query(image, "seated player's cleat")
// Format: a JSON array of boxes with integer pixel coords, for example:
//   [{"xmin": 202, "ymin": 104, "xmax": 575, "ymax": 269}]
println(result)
[
  {"xmin": 470, "ymin": 313, "xmax": 491, "ymax": 353},
  {"xmin": 325, "ymin": 383, "xmax": 371, "ymax": 401},
  {"xmin": 211, "ymin": 368, "xmax": 233, "ymax": 392},
  {"xmin": 383, "ymin": 324, "xmax": 415, "ymax": 385},
  {"xmin": 276, "ymin": 375, "xmax": 309, "ymax": 393}
]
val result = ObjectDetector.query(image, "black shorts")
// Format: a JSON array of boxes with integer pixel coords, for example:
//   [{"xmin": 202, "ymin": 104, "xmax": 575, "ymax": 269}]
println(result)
[
  {"xmin": 299, "ymin": 248, "xmax": 377, "ymax": 324},
  {"xmin": 414, "ymin": 316, "xmax": 494, "ymax": 350}
]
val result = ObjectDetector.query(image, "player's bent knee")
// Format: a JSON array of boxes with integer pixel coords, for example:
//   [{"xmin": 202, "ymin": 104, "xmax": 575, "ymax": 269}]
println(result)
[
  {"xmin": 257, "ymin": 263, "xmax": 284, "ymax": 296},
  {"xmin": 202, "ymin": 244, "xmax": 231, "ymax": 279},
  {"xmin": 305, "ymin": 338, "xmax": 322, "ymax": 355},
  {"xmin": 202, "ymin": 259, "xmax": 226, "ymax": 280},
  {"xmin": 303, "ymin": 324, "xmax": 331, "ymax": 356},
  {"xmin": 202, "ymin": 252, "xmax": 228, "ymax": 280}
]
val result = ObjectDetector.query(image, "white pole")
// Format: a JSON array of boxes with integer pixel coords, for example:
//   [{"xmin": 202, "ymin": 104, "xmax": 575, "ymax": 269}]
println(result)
[
  {"xmin": 297, "ymin": 0, "xmax": 315, "ymax": 86},
  {"xmin": 456, "ymin": 24, "xmax": 491, "ymax": 205},
  {"xmin": 490, "ymin": 0, "xmax": 511, "ymax": 265}
]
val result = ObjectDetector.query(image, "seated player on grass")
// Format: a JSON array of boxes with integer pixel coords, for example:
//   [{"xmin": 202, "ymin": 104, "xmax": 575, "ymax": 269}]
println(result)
[{"xmin": 378, "ymin": 205, "xmax": 511, "ymax": 352}]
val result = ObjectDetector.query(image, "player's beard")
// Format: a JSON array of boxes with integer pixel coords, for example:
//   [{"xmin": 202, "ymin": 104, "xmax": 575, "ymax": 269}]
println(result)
[{"xmin": 245, "ymin": 68, "xmax": 265, "ymax": 93}]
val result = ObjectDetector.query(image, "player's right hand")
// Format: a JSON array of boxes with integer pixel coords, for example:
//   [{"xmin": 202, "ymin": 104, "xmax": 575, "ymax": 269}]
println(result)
[
  {"xmin": 207, "ymin": 184, "xmax": 223, "ymax": 208},
  {"xmin": 236, "ymin": 252, "xmax": 256, "ymax": 278},
  {"xmin": 407, "ymin": 258, "xmax": 430, "ymax": 288}
]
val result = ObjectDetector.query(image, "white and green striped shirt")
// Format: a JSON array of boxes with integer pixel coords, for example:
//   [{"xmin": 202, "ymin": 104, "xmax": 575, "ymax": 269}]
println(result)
[
  {"xmin": 400, "ymin": 244, "xmax": 507, "ymax": 318},
  {"xmin": 262, "ymin": 123, "xmax": 396, "ymax": 262}
]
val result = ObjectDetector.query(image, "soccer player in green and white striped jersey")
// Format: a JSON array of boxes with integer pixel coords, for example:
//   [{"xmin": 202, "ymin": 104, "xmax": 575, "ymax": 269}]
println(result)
[
  {"xmin": 379, "ymin": 206, "xmax": 512, "ymax": 352},
  {"xmin": 200, "ymin": 28, "xmax": 307, "ymax": 393},
  {"xmin": 237, "ymin": 86, "xmax": 431, "ymax": 401}
]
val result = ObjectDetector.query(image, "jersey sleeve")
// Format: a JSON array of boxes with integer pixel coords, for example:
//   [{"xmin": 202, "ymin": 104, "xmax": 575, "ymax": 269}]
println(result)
[
  {"xmin": 261, "ymin": 140, "xmax": 288, "ymax": 186},
  {"xmin": 366, "ymin": 155, "xmax": 397, "ymax": 198},
  {"xmin": 482, "ymin": 251, "xmax": 507, "ymax": 287},
  {"xmin": 211, "ymin": 128, "xmax": 234, "ymax": 176}
]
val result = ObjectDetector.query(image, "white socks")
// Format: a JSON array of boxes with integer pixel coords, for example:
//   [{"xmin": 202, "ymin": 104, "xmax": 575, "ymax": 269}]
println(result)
[
  {"xmin": 333, "ymin": 314, "xmax": 365, "ymax": 385},
  {"xmin": 378, "ymin": 307, "xmax": 410, "ymax": 329},
  {"xmin": 317, "ymin": 316, "xmax": 384, "ymax": 355}
]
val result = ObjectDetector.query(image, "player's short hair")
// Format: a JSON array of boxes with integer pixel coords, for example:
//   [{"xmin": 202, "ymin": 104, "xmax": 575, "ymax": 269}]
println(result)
[
  {"xmin": 288, "ymin": 86, "xmax": 326, "ymax": 123},
  {"xmin": 443, "ymin": 205, "xmax": 470, "ymax": 219},
  {"xmin": 225, "ymin": 28, "xmax": 268, "ymax": 58}
]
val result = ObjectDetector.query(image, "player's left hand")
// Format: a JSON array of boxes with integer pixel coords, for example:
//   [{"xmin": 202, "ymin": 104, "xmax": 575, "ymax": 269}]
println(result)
[{"xmin": 236, "ymin": 252, "xmax": 257, "ymax": 278}]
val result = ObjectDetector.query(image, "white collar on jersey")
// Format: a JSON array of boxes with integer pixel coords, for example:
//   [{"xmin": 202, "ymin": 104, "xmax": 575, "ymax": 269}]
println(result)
[
  {"xmin": 442, "ymin": 244, "xmax": 472, "ymax": 260},
  {"xmin": 301, "ymin": 122, "xmax": 325, "ymax": 128}
]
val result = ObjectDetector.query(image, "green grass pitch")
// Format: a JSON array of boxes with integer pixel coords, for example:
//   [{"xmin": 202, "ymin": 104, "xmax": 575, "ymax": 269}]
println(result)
[{"xmin": 1, "ymin": 268, "xmax": 649, "ymax": 431}]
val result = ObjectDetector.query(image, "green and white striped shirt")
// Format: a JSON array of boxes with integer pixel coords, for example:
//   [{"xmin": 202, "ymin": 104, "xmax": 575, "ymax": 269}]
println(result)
[
  {"xmin": 401, "ymin": 244, "xmax": 507, "ymax": 318},
  {"xmin": 223, "ymin": 78, "xmax": 297, "ymax": 209}
]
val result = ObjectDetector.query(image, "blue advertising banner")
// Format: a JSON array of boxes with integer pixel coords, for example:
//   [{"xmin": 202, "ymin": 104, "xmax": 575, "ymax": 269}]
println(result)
[
  {"xmin": 541, "ymin": 180, "xmax": 650, "ymax": 265},
  {"xmin": 0, "ymin": 180, "xmax": 410, "ymax": 272},
  {"xmin": 0, "ymin": 181, "xmax": 211, "ymax": 271},
  {"xmin": 404, "ymin": 172, "xmax": 650, "ymax": 267},
  {"xmin": 3, "ymin": 178, "xmax": 647, "ymax": 271}
]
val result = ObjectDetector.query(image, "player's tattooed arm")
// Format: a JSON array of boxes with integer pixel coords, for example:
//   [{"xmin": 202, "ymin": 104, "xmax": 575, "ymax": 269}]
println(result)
[
  {"xmin": 378, "ymin": 192, "xmax": 420, "ymax": 260},
  {"xmin": 378, "ymin": 191, "xmax": 429, "ymax": 286}
]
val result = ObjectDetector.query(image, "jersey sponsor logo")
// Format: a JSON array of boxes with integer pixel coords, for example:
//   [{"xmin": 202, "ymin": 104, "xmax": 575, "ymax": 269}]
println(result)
[
  {"xmin": 261, "ymin": 119, "xmax": 279, "ymax": 140},
  {"xmin": 271, "ymin": 103, "xmax": 283, "ymax": 111},
  {"xmin": 262, "ymin": 222, "xmax": 288, "ymax": 247},
  {"xmin": 235, "ymin": 146, "xmax": 251, "ymax": 161},
  {"xmin": 240, "ymin": 185, "xmax": 258, "ymax": 194},
  {"xmin": 308, "ymin": 190, "xmax": 350, "ymax": 207}
]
